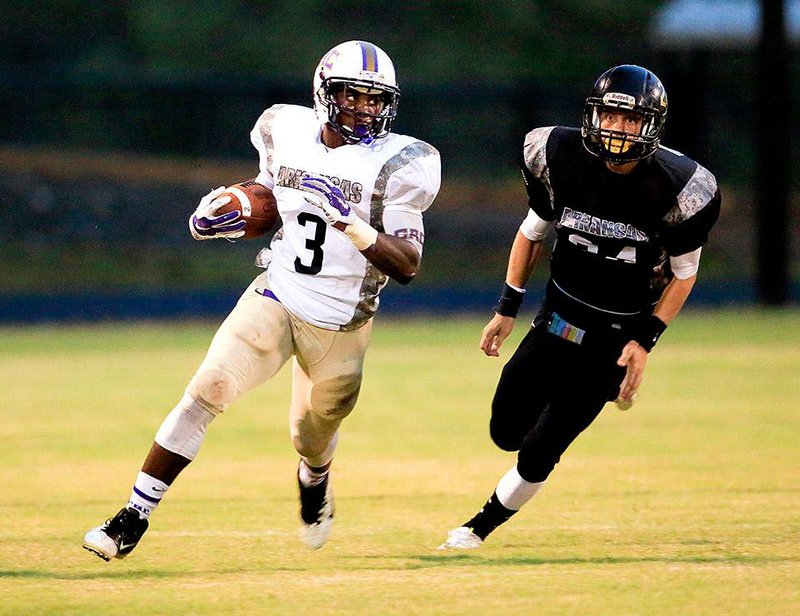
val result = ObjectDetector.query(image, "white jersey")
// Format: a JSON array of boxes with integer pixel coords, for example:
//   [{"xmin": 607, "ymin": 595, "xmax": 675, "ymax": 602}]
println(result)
[{"xmin": 250, "ymin": 104, "xmax": 441, "ymax": 331}]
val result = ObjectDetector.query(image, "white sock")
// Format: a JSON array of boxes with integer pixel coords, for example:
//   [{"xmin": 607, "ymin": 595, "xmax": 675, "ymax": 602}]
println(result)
[
  {"xmin": 298, "ymin": 432, "xmax": 339, "ymax": 487},
  {"xmin": 127, "ymin": 471, "xmax": 169, "ymax": 519},
  {"xmin": 299, "ymin": 458, "xmax": 331, "ymax": 487},
  {"xmin": 495, "ymin": 465, "xmax": 545, "ymax": 511}
]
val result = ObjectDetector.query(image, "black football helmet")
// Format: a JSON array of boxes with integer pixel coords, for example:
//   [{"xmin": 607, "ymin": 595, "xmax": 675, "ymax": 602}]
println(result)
[{"xmin": 581, "ymin": 64, "xmax": 668, "ymax": 163}]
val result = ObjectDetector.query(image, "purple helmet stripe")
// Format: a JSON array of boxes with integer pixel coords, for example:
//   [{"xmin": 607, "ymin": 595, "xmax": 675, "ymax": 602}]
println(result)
[{"xmin": 358, "ymin": 41, "xmax": 379, "ymax": 72}]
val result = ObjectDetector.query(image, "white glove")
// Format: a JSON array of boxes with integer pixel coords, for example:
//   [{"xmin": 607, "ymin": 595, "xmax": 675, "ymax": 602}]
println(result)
[{"xmin": 189, "ymin": 186, "xmax": 246, "ymax": 240}]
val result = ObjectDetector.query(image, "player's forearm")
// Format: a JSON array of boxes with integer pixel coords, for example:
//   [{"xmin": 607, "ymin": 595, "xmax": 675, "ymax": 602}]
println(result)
[
  {"xmin": 505, "ymin": 232, "xmax": 542, "ymax": 289},
  {"xmin": 331, "ymin": 218, "xmax": 420, "ymax": 284},
  {"xmin": 653, "ymin": 274, "xmax": 696, "ymax": 325},
  {"xmin": 361, "ymin": 233, "xmax": 421, "ymax": 285},
  {"xmin": 628, "ymin": 275, "xmax": 695, "ymax": 353}
]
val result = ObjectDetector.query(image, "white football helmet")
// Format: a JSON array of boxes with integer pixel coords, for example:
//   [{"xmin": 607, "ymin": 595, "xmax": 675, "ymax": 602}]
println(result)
[{"xmin": 313, "ymin": 40, "xmax": 400, "ymax": 145}]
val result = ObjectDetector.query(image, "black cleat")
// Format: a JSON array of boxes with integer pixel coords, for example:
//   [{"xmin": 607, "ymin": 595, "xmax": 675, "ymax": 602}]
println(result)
[
  {"xmin": 82, "ymin": 507, "xmax": 149, "ymax": 561},
  {"xmin": 298, "ymin": 465, "xmax": 334, "ymax": 549}
]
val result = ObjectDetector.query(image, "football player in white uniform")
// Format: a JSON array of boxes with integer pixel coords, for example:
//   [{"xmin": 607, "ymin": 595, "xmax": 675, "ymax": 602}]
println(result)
[{"xmin": 83, "ymin": 40, "xmax": 441, "ymax": 560}]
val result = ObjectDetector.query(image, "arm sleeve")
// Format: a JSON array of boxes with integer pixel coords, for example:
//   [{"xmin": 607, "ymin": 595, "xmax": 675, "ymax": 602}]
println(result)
[
  {"xmin": 669, "ymin": 247, "xmax": 702, "ymax": 279},
  {"xmin": 519, "ymin": 208, "xmax": 554, "ymax": 242}
]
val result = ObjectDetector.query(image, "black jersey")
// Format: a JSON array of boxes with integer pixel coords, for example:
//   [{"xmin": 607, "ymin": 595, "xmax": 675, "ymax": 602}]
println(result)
[{"xmin": 521, "ymin": 126, "xmax": 720, "ymax": 323}]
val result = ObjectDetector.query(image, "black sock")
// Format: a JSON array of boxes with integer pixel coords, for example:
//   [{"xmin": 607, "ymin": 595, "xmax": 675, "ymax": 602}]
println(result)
[{"xmin": 463, "ymin": 491, "xmax": 517, "ymax": 540}]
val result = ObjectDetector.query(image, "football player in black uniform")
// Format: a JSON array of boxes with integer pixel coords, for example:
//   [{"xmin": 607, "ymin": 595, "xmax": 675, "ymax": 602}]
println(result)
[{"xmin": 439, "ymin": 64, "xmax": 721, "ymax": 549}]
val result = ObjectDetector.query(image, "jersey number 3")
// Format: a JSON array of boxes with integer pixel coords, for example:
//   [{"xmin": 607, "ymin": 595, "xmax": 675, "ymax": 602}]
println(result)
[
  {"xmin": 295, "ymin": 212, "xmax": 327, "ymax": 275},
  {"xmin": 568, "ymin": 233, "xmax": 637, "ymax": 263}
]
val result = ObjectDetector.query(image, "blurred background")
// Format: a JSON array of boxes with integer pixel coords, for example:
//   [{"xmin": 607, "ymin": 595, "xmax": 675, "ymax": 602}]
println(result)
[{"xmin": 0, "ymin": 0, "xmax": 797, "ymax": 322}]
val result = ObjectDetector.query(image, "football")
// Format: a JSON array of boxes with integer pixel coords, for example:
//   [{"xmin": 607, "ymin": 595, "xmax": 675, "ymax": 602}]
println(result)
[{"xmin": 216, "ymin": 180, "xmax": 279, "ymax": 239}]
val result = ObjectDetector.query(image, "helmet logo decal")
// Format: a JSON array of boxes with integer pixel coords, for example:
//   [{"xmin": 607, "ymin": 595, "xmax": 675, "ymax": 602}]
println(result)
[
  {"xmin": 358, "ymin": 41, "xmax": 379, "ymax": 72},
  {"xmin": 322, "ymin": 49, "xmax": 341, "ymax": 70},
  {"xmin": 602, "ymin": 92, "xmax": 636, "ymax": 109}
]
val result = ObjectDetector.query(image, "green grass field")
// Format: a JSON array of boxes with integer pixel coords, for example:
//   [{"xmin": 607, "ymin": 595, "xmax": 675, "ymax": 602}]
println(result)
[{"xmin": 1, "ymin": 309, "xmax": 798, "ymax": 615}]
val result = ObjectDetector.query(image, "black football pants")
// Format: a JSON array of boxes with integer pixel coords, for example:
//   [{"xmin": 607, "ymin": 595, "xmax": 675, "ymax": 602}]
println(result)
[{"xmin": 490, "ymin": 323, "xmax": 626, "ymax": 483}]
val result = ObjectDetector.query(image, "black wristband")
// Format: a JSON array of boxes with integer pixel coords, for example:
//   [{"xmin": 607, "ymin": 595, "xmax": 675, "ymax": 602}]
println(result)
[
  {"xmin": 494, "ymin": 283, "xmax": 525, "ymax": 318},
  {"xmin": 631, "ymin": 314, "xmax": 667, "ymax": 352}
]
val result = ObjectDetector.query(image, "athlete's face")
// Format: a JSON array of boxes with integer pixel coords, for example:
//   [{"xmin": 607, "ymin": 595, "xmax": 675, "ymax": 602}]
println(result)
[
  {"xmin": 333, "ymin": 86, "xmax": 386, "ymax": 132},
  {"xmin": 598, "ymin": 108, "xmax": 644, "ymax": 155}
]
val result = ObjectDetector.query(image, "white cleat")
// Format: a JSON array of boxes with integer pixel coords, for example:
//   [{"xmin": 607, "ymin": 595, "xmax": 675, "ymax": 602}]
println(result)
[
  {"xmin": 82, "ymin": 527, "xmax": 118, "ymax": 562},
  {"xmin": 437, "ymin": 526, "xmax": 483, "ymax": 550},
  {"xmin": 300, "ymin": 509, "xmax": 334, "ymax": 550}
]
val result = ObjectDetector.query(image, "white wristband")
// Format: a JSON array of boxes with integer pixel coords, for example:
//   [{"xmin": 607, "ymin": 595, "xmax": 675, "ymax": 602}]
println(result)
[{"xmin": 343, "ymin": 217, "xmax": 379, "ymax": 251}]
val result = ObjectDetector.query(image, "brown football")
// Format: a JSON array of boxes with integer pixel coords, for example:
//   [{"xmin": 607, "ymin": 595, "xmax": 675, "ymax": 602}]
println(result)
[{"xmin": 216, "ymin": 180, "xmax": 279, "ymax": 239}]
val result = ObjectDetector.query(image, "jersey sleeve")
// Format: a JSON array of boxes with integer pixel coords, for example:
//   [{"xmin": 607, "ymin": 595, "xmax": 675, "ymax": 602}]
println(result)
[
  {"xmin": 521, "ymin": 126, "xmax": 557, "ymax": 221},
  {"xmin": 381, "ymin": 141, "xmax": 441, "ymax": 214},
  {"xmin": 660, "ymin": 162, "xmax": 721, "ymax": 256},
  {"xmin": 383, "ymin": 208, "xmax": 426, "ymax": 256},
  {"xmin": 380, "ymin": 141, "xmax": 440, "ymax": 256},
  {"xmin": 250, "ymin": 105, "xmax": 286, "ymax": 189}
]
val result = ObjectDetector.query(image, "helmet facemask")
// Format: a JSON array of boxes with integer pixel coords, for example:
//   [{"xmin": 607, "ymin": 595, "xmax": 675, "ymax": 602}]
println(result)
[
  {"xmin": 584, "ymin": 99, "xmax": 662, "ymax": 163},
  {"xmin": 319, "ymin": 79, "xmax": 400, "ymax": 145}
]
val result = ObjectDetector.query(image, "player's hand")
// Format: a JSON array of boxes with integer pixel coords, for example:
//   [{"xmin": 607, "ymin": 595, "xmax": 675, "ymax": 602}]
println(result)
[
  {"xmin": 189, "ymin": 186, "xmax": 246, "ymax": 240},
  {"xmin": 480, "ymin": 313, "xmax": 516, "ymax": 357},
  {"xmin": 616, "ymin": 340, "xmax": 649, "ymax": 404},
  {"xmin": 300, "ymin": 174, "xmax": 355, "ymax": 227}
]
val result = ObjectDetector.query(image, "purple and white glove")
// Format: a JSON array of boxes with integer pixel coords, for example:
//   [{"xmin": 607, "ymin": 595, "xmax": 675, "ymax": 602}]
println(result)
[
  {"xmin": 300, "ymin": 173, "xmax": 378, "ymax": 250},
  {"xmin": 189, "ymin": 186, "xmax": 246, "ymax": 241},
  {"xmin": 300, "ymin": 174, "xmax": 355, "ymax": 226}
]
